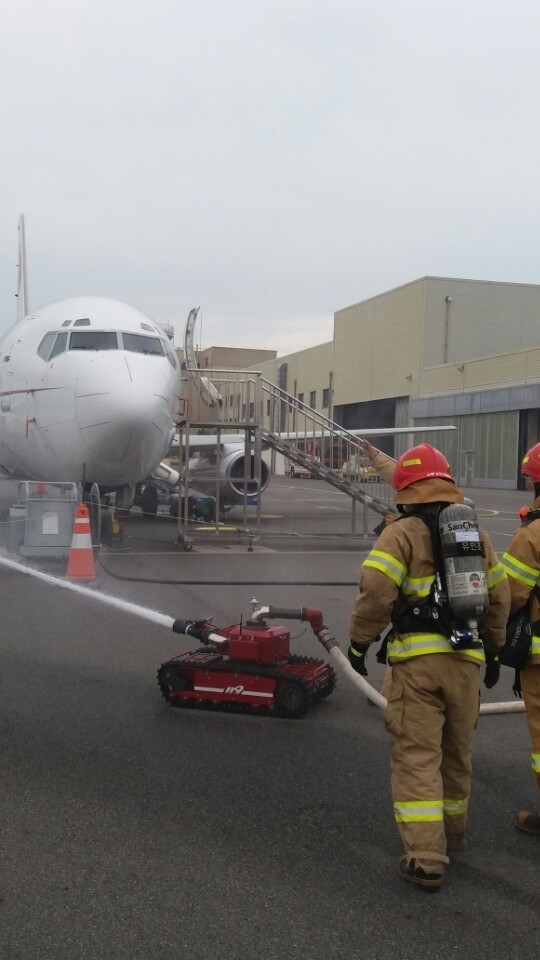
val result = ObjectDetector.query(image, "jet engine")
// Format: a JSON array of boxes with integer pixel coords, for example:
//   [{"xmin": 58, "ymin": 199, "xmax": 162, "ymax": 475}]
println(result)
[{"xmin": 187, "ymin": 445, "xmax": 270, "ymax": 506}]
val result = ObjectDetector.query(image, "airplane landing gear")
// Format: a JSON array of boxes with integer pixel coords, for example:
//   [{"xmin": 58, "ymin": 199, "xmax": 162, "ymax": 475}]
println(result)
[
  {"xmin": 139, "ymin": 484, "xmax": 159, "ymax": 516},
  {"xmin": 83, "ymin": 482, "xmax": 102, "ymax": 547}
]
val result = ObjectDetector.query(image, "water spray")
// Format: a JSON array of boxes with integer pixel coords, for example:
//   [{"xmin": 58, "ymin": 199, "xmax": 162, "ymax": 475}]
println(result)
[
  {"xmin": 0, "ymin": 554, "xmax": 175, "ymax": 631},
  {"xmin": 0, "ymin": 554, "xmax": 524, "ymax": 716}
]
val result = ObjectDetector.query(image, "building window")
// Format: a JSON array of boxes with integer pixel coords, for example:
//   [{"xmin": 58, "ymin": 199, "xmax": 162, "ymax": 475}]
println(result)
[
  {"xmin": 249, "ymin": 402, "xmax": 254, "ymax": 420},
  {"xmin": 309, "ymin": 391, "xmax": 316, "ymax": 408},
  {"xmin": 298, "ymin": 392, "xmax": 304, "ymax": 404},
  {"xmin": 322, "ymin": 388, "xmax": 330, "ymax": 409}
]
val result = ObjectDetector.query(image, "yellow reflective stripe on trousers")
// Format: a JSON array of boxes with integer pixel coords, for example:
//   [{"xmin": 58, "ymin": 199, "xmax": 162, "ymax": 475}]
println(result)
[
  {"xmin": 387, "ymin": 634, "xmax": 486, "ymax": 663},
  {"xmin": 443, "ymin": 796, "xmax": 469, "ymax": 817},
  {"xmin": 401, "ymin": 574, "xmax": 435, "ymax": 597},
  {"xmin": 532, "ymin": 753, "xmax": 540, "ymax": 774},
  {"xmin": 531, "ymin": 637, "xmax": 540, "ymax": 656},
  {"xmin": 501, "ymin": 553, "xmax": 540, "ymax": 589},
  {"xmin": 394, "ymin": 799, "xmax": 444, "ymax": 823},
  {"xmin": 363, "ymin": 550, "xmax": 406, "ymax": 588},
  {"xmin": 486, "ymin": 562, "xmax": 507, "ymax": 588}
]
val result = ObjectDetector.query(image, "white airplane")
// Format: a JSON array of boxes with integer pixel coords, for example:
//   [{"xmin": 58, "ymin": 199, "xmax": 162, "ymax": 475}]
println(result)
[{"xmin": 0, "ymin": 216, "xmax": 182, "ymax": 512}]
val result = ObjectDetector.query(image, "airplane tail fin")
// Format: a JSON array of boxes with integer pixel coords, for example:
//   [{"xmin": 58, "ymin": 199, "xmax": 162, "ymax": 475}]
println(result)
[{"xmin": 16, "ymin": 214, "xmax": 29, "ymax": 320}]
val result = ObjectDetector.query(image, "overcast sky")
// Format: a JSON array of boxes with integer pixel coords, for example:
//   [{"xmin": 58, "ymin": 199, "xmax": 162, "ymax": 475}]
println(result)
[{"xmin": 1, "ymin": 0, "xmax": 539, "ymax": 356}]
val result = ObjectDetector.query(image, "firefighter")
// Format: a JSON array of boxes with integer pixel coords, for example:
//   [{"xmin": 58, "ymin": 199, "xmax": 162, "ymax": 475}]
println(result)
[
  {"xmin": 359, "ymin": 439, "xmax": 397, "ymax": 484},
  {"xmin": 348, "ymin": 444, "xmax": 510, "ymax": 891},
  {"xmin": 500, "ymin": 442, "xmax": 540, "ymax": 835}
]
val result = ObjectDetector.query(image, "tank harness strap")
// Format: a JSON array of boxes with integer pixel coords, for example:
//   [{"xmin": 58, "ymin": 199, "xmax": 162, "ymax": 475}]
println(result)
[
  {"xmin": 376, "ymin": 633, "xmax": 390, "ymax": 664},
  {"xmin": 386, "ymin": 506, "xmax": 485, "ymax": 656}
]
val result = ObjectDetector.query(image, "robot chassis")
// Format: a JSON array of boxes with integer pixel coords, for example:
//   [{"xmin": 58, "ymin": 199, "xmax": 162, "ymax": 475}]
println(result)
[{"xmin": 157, "ymin": 604, "xmax": 338, "ymax": 719}]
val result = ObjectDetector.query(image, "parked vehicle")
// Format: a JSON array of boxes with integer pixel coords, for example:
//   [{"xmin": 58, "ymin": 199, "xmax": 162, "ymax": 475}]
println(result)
[
  {"xmin": 341, "ymin": 457, "xmax": 379, "ymax": 482},
  {"xmin": 285, "ymin": 460, "xmax": 313, "ymax": 479}
]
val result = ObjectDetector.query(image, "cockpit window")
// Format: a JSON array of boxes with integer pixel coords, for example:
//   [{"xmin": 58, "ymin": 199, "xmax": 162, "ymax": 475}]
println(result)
[
  {"xmin": 161, "ymin": 336, "xmax": 178, "ymax": 368},
  {"xmin": 37, "ymin": 332, "xmax": 56, "ymax": 360},
  {"xmin": 37, "ymin": 329, "xmax": 175, "ymax": 362},
  {"xmin": 140, "ymin": 323, "xmax": 154, "ymax": 332},
  {"xmin": 121, "ymin": 333, "xmax": 164, "ymax": 356},
  {"xmin": 69, "ymin": 331, "xmax": 118, "ymax": 350},
  {"xmin": 61, "ymin": 320, "xmax": 72, "ymax": 327},
  {"xmin": 74, "ymin": 318, "xmax": 91, "ymax": 326},
  {"xmin": 37, "ymin": 331, "xmax": 70, "ymax": 360},
  {"xmin": 49, "ymin": 331, "xmax": 68, "ymax": 359}
]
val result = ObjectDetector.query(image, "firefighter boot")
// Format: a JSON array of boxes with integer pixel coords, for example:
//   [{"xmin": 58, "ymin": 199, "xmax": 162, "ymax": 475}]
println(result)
[
  {"xmin": 398, "ymin": 857, "xmax": 442, "ymax": 892},
  {"xmin": 515, "ymin": 811, "xmax": 540, "ymax": 835}
]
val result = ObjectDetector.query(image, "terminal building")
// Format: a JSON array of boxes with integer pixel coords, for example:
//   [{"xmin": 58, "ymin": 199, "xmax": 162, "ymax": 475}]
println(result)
[{"xmin": 249, "ymin": 276, "xmax": 540, "ymax": 490}]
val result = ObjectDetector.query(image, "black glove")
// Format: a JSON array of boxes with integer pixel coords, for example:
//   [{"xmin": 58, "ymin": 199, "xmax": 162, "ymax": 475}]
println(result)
[
  {"xmin": 483, "ymin": 651, "xmax": 500, "ymax": 689},
  {"xmin": 348, "ymin": 641, "xmax": 370, "ymax": 676}
]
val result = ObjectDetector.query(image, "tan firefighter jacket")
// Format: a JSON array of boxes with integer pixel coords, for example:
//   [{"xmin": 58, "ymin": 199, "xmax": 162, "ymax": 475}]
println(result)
[
  {"xmin": 349, "ymin": 513, "xmax": 510, "ymax": 665},
  {"xmin": 501, "ymin": 495, "xmax": 540, "ymax": 665},
  {"xmin": 362, "ymin": 441, "xmax": 396, "ymax": 484}
]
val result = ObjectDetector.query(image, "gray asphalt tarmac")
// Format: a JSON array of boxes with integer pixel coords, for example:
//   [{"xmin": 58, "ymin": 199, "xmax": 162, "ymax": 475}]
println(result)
[{"xmin": 1, "ymin": 478, "xmax": 539, "ymax": 959}]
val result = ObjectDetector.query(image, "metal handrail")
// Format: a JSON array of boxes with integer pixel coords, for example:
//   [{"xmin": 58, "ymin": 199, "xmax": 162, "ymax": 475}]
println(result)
[{"xmin": 179, "ymin": 368, "xmax": 397, "ymax": 526}]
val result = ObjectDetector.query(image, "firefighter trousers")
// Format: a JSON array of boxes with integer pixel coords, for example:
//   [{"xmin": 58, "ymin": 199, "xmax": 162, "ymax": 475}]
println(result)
[
  {"xmin": 520, "ymin": 664, "xmax": 540, "ymax": 792},
  {"xmin": 384, "ymin": 654, "xmax": 481, "ymax": 874}
]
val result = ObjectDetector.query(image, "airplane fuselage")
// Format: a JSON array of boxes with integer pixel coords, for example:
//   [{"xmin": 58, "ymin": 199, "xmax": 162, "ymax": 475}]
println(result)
[{"xmin": 0, "ymin": 297, "xmax": 181, "ymax": 489}]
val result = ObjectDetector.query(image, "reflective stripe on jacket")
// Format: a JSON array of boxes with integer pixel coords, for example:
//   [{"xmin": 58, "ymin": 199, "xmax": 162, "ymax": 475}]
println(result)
[
  {"xmin": 349, "ymin": 514, "xmax": 510, "ymax": 664},
  {"xmin": 501, "ymin": 498, "xmax": 540, "ymax": 666}
]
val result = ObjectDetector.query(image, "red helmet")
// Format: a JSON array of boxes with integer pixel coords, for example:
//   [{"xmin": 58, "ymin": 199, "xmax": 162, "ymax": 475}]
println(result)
[
  {"xmin": 393, "ymin": 444, "xmax": 453, "ymax": 492},
  {"xmin": 521, "ymin": 442, "xmax": 540, "ymax": 483}
]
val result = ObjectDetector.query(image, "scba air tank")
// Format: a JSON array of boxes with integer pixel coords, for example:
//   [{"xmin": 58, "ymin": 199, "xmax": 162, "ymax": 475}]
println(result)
[{"xmin": 438, "ymin": 503, "xmax": 489, "ymax": 624}]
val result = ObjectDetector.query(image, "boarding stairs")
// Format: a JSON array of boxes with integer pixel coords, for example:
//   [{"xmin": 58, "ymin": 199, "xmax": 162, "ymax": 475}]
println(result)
[
  {"xmin": 181, "ymin": 359, "xmax": 396, "ymax": 537},
  {"xmin": 258, "ymin": 379, "xmax": 396, "ymax": 522}
]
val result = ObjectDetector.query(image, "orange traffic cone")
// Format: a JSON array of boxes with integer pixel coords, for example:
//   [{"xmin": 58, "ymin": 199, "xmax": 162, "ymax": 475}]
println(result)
[{"xmin": 66, "ymin": 503, "xmax": 96, "ymax": 580}]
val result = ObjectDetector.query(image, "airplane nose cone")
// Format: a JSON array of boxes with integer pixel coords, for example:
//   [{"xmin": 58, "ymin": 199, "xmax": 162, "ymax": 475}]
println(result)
[{"xmin": 75, "ymin": 353, "xmax": 176, "ymax": 482}]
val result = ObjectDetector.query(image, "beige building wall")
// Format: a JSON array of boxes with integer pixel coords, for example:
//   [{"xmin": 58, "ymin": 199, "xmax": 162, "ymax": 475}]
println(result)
[
  {"xmin": 419, "ymin": 345, "xmax": 540, "ymax": 397},
  {"xmin": 332, "ymin": 279, "xmax": 425, "ymax": 407},
  {"xmin": 196, "ymin": 346, "xmax": 276, "ymax": 370},
  {"xmin": 175, "ymin": 345, "xmax": 276, "ymax": 370},
  {"xmin": 178, "ymin": 345, "xmax": 276, "ymax": 425},
  {"xmin": 422, "ymin": 278, "xmax": 540, "ymax": 367},
  {"xmin": 257, "ymin": 342, "xmax": 334, "ymax": 422},
  {"xmin": 178, "ymin": 278, "xmax": 540, "ymax": 455}
]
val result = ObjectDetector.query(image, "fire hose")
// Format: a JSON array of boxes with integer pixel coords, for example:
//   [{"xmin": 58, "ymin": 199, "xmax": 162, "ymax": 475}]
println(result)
[
  {"xmin": 245, "ymin": 605, "xmax": 523, "ymax": 716},
  {"xmin": 0, "ymin": 554, "xmax": 525, "ymax": 715}
]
